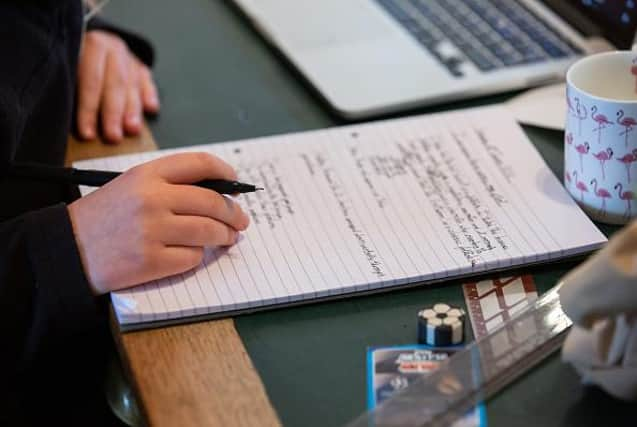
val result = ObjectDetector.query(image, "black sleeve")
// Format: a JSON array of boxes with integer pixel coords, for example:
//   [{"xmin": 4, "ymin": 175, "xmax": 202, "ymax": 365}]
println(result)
[
  {"xmin": 86, "ymin": 15, "xmax": 155, "ymax": 67},
  {"xmin": 0, "ymin": 204, "xmax": 101, "ymax": 372},
  {"xmin": 0, "ymin": 1, "xmax": 105, "ymax": 376},
  {"xmin": 0, "ymin": 3, "xmax": 139, "ymax": 424}
]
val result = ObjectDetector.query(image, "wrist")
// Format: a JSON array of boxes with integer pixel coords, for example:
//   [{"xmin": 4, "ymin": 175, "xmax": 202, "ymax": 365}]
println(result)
[{"xmin": 67, "ymin": 200, "xmax": 102, "ymax": 296}]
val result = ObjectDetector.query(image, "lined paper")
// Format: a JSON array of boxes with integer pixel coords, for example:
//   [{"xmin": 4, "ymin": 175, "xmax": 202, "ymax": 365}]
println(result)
[{"xmin": 75, "ymin": 106, "xmax": 607, "ymax": 326}]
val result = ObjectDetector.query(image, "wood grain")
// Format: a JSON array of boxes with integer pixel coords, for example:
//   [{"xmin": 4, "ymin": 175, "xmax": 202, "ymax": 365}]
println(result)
[
  {"xmin": 65, "ymin": 124, "xmax": 158, "ymax": 165},
  {"xmin": 116, "ymin": 319, "xmax": 280, "ymax": 427},
  {"xmin": 66, "ymin": 126, "xmax": 280, "ymax": 427}
]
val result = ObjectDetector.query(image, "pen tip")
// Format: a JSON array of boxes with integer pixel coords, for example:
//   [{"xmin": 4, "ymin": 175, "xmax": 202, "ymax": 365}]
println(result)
[{"xmin": 256, "ymin": 187, "xmax": 265, "ymax": 191}]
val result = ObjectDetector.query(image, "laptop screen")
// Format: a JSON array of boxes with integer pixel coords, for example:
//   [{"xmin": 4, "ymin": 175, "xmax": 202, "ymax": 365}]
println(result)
[{"xmin": 567, "ymin": 0, "xmax": 637, "ymax": 48}]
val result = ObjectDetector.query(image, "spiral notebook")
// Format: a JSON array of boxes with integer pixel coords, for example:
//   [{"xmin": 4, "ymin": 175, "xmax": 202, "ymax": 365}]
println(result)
[{"xmin": 75, "ymin": 106, "xmax": 607, "ymax": 331}]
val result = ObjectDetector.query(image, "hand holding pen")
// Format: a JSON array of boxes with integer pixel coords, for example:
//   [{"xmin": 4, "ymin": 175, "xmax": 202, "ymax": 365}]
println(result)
[{"xmin": 24, "ymin": 153, "xmax": 254, "ymax": 296}]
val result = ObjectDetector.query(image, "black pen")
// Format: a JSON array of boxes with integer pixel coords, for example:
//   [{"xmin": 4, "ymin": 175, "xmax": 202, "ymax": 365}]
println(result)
[{"xmin": 5, "ymin": 162, "xmax": 264, "ymax": 194}]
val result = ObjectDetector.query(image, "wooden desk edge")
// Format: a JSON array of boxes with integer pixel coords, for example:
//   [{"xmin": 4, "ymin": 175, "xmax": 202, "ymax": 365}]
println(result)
[{"xmin": 67, "ymin": 128, "xmax": 281, "ymax": 427}]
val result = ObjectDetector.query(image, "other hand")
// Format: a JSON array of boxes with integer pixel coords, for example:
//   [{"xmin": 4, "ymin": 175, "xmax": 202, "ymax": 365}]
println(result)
[
  {"xmin": 68, "ymin": 153, "xmax": 250, "ymax": 295},
  {"xmin": 77, "ymin": 30, "xmax": 160, "ymax": 143}
]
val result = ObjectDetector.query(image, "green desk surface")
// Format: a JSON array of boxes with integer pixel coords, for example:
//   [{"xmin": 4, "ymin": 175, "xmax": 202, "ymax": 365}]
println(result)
[{"xmin": 106, "ymin": 1, "xmax": 634, "ymax": 426}]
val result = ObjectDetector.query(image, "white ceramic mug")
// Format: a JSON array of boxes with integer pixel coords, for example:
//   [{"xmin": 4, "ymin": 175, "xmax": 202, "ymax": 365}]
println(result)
[{"xmin": 565, "ymin": 51, "xmax": 637, "ymax": 225}]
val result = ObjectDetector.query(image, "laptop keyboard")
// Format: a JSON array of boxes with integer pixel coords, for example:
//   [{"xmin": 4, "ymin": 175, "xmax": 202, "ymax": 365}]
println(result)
[{"xmin": 375, "ymin": 0, "xmax": 583, "ymax": 77}]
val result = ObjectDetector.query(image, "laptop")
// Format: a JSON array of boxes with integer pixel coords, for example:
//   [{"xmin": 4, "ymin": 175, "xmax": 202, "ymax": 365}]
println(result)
[{"xmin": 231, "ymin": 0, "xmax": 637, "ymax": 118}]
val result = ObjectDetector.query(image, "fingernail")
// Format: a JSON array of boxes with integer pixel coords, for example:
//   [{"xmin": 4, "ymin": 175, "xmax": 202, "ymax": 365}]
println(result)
[
  {"xmin": 83, "ymin": 126, "xmax": 95, "ymax": 139},
  {"xmin": 149, "ymin": 95, "xmax": 160, "ymax": 109},
  {"xmin": 128, "ymin": 114, "xmax": 141, "ymax": 126},
  {"xmin": 109, "ymin": 127, "xmax": 122, "ymax": 142}
]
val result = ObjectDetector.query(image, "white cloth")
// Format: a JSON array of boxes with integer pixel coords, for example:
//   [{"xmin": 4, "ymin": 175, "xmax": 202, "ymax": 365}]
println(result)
[{"xmin": 559, "ymin": 222, "xmax": 637, "ymax": 400}]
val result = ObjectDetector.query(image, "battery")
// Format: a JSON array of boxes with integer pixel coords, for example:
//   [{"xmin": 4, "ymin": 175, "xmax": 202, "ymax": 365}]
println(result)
[{"xmin": 417, "ymin": 303, "xmax": 466, "ymax": 346}]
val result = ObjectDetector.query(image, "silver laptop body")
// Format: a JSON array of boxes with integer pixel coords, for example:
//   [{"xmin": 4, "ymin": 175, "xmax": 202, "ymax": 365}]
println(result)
[{"xmin": 232, "ymin": 0, "xmax": 637, "ymax": 118}]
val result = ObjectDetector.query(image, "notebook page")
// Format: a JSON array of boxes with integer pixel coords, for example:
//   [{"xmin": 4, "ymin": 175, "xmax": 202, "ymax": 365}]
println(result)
[{"xmin": 74, "ymin": 106, "xmax": 607, "ymax": 325}]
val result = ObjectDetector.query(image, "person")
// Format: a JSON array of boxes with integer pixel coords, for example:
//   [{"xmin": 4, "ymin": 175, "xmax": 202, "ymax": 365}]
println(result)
[
  {"xmin": 560, "ymin": 222, "xmax": 637, "ymax": 401},
  {"xmin": 0, "ymin": 1, "xmax": 249, "ymax": 425}
]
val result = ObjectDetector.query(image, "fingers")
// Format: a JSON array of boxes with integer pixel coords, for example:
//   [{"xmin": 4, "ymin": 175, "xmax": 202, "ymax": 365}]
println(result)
[
  {"xmin": 138, "ymin": 62, "xmax": 160, "ymax": 113},
  {"xmin": 100, "ymin": 43, "xmax": 130, "ymax": 143},
  {"xmin": 77, "ymin": 35, "xmax": 107, "ymax": 140},
  {"xmin": 123, "ymin": 79, "xmax": 143, "ymax": 135},
  {"xmin": 150, "ymin": 152, "xmax": 238, "ymax": 183},
  {"xmin": 114, "ymin": 61, "xmax": 158, "ymax": 138},
  {"xmin": 156, "ymin": 246, "xmax": 205, "ymax": 279},
  {"xmin": 167, "ymin": 185, "xmax": 250, "ymax": 231},
  {"xmin": 162, "ymin": 216, "xmax": 239, "ymax": 247},
  {"xmin": 124, "ymin": 59, "xmax": 157, "ymax": 134},
  {"xmin": 78, "ymin": 31, "xmax": 161, "ymax": 143}
]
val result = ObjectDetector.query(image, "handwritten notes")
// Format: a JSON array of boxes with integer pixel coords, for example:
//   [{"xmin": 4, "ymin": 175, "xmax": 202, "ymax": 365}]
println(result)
[{"xmin": 75, "ymin": 106, "xmax": 606, "ymax": 328}]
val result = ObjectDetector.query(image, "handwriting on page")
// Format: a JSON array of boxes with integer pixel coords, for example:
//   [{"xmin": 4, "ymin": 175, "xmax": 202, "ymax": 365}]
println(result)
[
  {"xmin": 78, "ymin": 105, "xmax": 607, "ymax": 325},
  {"xmin": 348, "ymin": 130, "xmax": 513, "ymax": 267},
  {"xmin": 240, "ymin": 160, "xmax": 295, "ymax": 229},
  {"xmin": 300, "ymin": 152, "xmax": 386, "ymax": 279},
  {"xmin": 235, "ymin": 126, "xmax": 515, "ymax": 274}
]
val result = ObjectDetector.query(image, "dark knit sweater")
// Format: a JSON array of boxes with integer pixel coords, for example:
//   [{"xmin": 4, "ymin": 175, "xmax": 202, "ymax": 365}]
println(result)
[{"xmin": 0, "ymin": 2, "xmax": 153, "ymax": 425}]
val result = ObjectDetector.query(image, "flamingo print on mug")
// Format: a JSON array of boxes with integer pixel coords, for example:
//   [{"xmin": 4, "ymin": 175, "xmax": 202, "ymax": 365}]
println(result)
[{"xmin": 565, "ymin": 51, "xmax": 637, "ymax": 224}]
